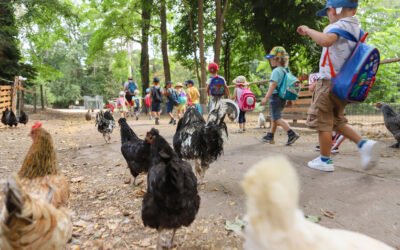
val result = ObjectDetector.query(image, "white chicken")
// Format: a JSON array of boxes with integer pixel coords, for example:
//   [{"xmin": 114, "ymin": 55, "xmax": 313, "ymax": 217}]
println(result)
[{"xmin": 242, "ymin": 156, "xmax": 394, "ymax": 250}]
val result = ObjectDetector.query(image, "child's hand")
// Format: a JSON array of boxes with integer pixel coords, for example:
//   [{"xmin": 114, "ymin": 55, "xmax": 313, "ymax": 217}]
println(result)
[
  {"xmin": 260, "ymin": 97, "xmax": 267, "ymax": 106},
  {"xmin": 297, "ymin": 25, "xmax": 309, "ymax": 36}
]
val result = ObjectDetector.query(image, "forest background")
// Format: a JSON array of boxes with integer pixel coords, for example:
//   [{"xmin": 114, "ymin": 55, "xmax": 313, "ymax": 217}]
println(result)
[{"xmin": 0, "ymin": 0, "xmax": 399, "ymax": 107}]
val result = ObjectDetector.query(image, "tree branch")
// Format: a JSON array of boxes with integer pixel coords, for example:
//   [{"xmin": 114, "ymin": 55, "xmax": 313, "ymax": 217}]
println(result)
[{"xmin": 381, "ymin": 58, "xmax": 400, "ymax": 64}]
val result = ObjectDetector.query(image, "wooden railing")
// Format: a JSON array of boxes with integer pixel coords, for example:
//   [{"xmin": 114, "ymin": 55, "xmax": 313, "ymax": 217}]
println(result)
[{"xmin": 0, "ymin": 85, "xmax": 12, "ymax": 112}]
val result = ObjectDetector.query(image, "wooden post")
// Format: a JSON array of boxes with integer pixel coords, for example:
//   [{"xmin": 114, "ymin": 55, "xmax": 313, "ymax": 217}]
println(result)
[
  {"xmin": 11, "ymin": 77, "xmax": 18, "ymax": 113},
  {"xmin": 40, "ymin": 84, "xmax": 45, "ymax": 110},
  {"xmin": 33, "ymin": 86, "xmax": 37, "ymax": 113}
]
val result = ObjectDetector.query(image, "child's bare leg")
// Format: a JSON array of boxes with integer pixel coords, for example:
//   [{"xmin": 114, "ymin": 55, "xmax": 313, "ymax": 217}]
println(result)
[
  {"xmin": 336, "ymin": 124, "xmax": 362, "ymax": 144},
  {"xmin": 319, "ymin": 131, "xmax": 333, "ymax": 157},
  {"xmin": 271, "ymin": 120, "xmax": 278, "ymax": 133},
  {"xmin": 277, "ymin": 119, "xmax": 290, "ymax": 132}
]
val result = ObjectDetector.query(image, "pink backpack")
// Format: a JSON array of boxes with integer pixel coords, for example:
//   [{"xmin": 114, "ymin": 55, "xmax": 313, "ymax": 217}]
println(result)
[{"xmin": 239, "ymin": 88, "xmax": 256, "ymax": 111}]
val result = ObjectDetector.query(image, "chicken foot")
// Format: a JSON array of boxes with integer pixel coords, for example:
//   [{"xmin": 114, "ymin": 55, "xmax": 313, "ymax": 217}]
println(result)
[
  {"xmin": 194, "ymin": 159, "xmax": 207, "ymax": 184},
  {"xmin": 156, "ymin": 229, "xmax": 177, "ymax": 250}
]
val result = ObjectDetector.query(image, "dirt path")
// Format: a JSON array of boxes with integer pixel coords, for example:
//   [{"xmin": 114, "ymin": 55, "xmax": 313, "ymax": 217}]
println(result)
[{"xmin": 0, "ymin": 109, "xmax": 399, "ymax": 249}]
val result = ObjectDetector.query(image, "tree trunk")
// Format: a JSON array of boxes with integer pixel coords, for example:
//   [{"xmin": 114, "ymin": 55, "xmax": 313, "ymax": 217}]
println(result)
[
  {"xmin": 160, "ymin": 0, "xmax": 171, "ymax": 82},
  {"xmin": 213, "ymin": 0, "xmax": 229, "ymax": 64},
  {"xmin": 140, "ymin": 0, "xmax": 153, "ymax": 91},
  {"xmin": 184, "ymin": 0, "xmax": 201, "ymax": 86},
  {"xmin": 198, "ymin": 0, "xmax": 207, "ymax": 106},
  {"xmin": 250, "ymin": 0, "xmax": 271, "ymax": 53},
  {"xmin": 223, "ymin": 37, "xmax": 231, "ymax": 84}
]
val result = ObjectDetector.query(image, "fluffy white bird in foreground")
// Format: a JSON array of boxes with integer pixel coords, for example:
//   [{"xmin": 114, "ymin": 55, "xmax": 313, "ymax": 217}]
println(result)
[{"xmin": 242, "ymin": 156, "xmax": 394, "ymax": 250}]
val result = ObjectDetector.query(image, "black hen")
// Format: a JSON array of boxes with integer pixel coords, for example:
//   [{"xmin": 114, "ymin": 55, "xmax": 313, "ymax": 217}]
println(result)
[
  {"xmin": 18, "ymin": 110, "xmax": 28, "ymax": 125},
  {"xmin": 173, "ymin": 104, "xmax": 228, "ymax": 183},
  {"xmin": 142, "ymin": 128, "xmax": 200, "ymax": 249},
  {"xmin": 95, "ymin": 110, "xmax": 115, "ymax": 143},
  {"xmin": 118, "ymin": 118, "xmax": 151, "ymax": 185},
  {"xmin": 1, "ymin": 108, "xmax": 8, "ymax": 125},
  {"xmin": 1, "ymin": 108, "xmax": 18, "ymax": 127},
  {"xmin": 376, "ymin": 102, "xmax": 400, "ymax": 148}
]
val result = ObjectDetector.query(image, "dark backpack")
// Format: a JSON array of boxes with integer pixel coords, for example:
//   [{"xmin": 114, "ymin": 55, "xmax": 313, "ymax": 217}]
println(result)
[
  {"xmin": 152, "ymin": 87, "xmax": 162, "ymax": 103},
  {"xmin": 209, "ymin": 75, "xmax": 225, "ymax": 96},
  {"xmin": 168, "ymin": 89, "xmax": 179, "ymax": 106}
]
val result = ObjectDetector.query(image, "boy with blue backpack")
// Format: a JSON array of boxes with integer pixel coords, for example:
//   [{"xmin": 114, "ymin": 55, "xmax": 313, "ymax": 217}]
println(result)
[
  {"xmin": 297, "ymin": 0, "xmax": 380, "ymax": 172},
  {"xmin": 206, "ymin": 62, "xmax": 230, "ymax": 111},
  {"xmin": 124, "ymin": 77, "xmax": 138, "ymax": 116},
  {"xmin": 260, "ymin": 46, "xmax": 300, "ymax": 146}
]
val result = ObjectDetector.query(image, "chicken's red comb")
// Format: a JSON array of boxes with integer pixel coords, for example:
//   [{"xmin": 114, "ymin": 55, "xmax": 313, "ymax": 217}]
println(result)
[{"xmin": 32, "ymin": 121, "xmax": 42, "ymax": 130}]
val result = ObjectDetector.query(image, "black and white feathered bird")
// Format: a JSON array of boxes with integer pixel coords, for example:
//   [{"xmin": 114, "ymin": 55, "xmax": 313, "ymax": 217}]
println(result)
[
  {"xmin": 173, "ymin": 102, "xmax": 228, "ymax": 183},
  {"xmin": 95, "ymin": 110, "xmax": 115, "ymax": 143},
  {"xmin": 376, "ymin": 102, "xmax": 400, "ymax": 148},
  {"xmin": 142, "ymin": 128, "xmax": 200, "ymax": 249},
  {"xmin": 118, "ymin": 117, "xmax": 151, "ymax": 185}
]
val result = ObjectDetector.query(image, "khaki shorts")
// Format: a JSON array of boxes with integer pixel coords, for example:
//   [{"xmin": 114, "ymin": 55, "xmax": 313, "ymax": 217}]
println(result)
[{"xmin": 306, "ymin": 79, "xmax": 348, "ymax": 132}]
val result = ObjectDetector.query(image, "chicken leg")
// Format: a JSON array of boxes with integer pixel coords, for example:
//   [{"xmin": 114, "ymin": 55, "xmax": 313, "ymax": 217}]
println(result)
[
  {"xmin": 156, "ymin": 229, "xmax": 163, "ymax": 250},
  {"xmin": 167, "ymin": 229, "xmax": 177, "ymax": 249},
  {"xmin": 194, "ymin": 159, "xmax": 206, "ymax": 184},
  {"xmin": 390, "ymin": 141, "xmax": 400, "ymax": 148},
  {"xmin": 156, "ymin": 229, "xmax": 177, "ymax": 250},
  {"xmin": 194, "ymin": 159, "xmax": 209, "ymax": 185}
]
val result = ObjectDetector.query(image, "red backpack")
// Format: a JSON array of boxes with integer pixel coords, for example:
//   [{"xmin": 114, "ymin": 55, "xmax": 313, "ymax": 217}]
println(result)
[
  {"xmin": 239, "ymin": 88, "xmax": 256, "ymax": 111},
  {"xmin": 144, "ymin": 94, "xmax": 151, "ymax": 107}
]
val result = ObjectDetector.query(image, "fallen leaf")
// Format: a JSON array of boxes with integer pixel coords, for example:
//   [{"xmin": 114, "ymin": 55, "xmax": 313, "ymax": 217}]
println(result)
[
  {"xmin": 225, "ymin": 218, "xmax": 245, "ymax": 235},
  {"xmin": 305, "ymin": 215, "xmax": 321, "ymax": 223},
  {"xmin": 71, "ymin": 176, "xmax": 84, "ymax": 183},
  {"xmin": 321, "ymin": 209, "xmax": 335, "ymax": 219}
]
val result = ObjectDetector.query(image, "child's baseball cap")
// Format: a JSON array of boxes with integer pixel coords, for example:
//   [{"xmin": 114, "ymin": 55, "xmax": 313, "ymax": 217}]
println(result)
[
  {"xmin": 316, "ymin": 0, "xmax": 358, "ymax": 17},
  {"xmin": 185, "ymin": 79, "xmax": 194, "ymax": 86},
  {"xmin": 265, "ymin": 46, "xmax": 288, "ymax": 59}
]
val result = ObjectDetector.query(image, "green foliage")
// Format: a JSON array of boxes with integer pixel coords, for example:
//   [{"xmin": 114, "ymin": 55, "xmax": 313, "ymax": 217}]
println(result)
[
  {"xmin": 10, "ymin": 0, "xmax": 398, "ymax": 107},
  {"xmin": 359, "ymin": 0, "xmax": 400, "ymax": 103},
  {"xmin": 0, "ymin": 0, "xmax": 21, "ymax": 81}
]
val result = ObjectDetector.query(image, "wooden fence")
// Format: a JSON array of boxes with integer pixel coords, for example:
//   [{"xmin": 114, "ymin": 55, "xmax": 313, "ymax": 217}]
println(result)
[
  {"xmin": 1, "ymin": 77, "xmax": 43, "ymax": 114},
  {"xmin": 0, "ymin": 85, "xmax": 12, "ymax": 112}
]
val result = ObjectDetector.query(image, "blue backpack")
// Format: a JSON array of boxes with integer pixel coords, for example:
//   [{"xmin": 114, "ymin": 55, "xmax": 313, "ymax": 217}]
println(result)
[
  {"xmin": 128, "ymin": 81, "xmax": 137, "ymax": 93},
  {"xmin": 277, "ymin": 67, "xmax": 300, "ymax": 101},
  {"xmin": 178, "ymin": 91, "xmax": 187, "ymax": 105},
  {"xmin": 209, "ymin": 76, "xmax": 225, "ymax": 96},
  {"xmin": 324, "ymin": 28, "xmax": 380, "ymax": 103}
]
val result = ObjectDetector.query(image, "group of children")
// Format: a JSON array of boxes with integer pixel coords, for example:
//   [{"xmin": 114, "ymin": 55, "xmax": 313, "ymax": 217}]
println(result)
[
  {"xmin": 109, "ymin": 0, "xmax": 380, "ymax": 173},
  {"xmin": 147, "ymin": 77, "xmax": 201, "ymax": 125}
]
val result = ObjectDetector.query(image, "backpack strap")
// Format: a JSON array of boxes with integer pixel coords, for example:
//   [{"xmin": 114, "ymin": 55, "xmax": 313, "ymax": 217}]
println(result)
[
  {"xmin": 327, "ymin": 28, "xmax": 364, "ymax": 42},
  {"xmin": 275, "ymin": 67, "xmax": 288, "ymax": 92},
  {"xmin": 322, "ymin": 28, "xmax": 365, "ymax": 78}
]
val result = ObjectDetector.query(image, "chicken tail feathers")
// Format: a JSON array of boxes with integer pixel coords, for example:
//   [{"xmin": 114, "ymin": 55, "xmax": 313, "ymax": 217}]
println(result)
[{"xmin": 4, "ymin": 176, "xmax": 26, "ymax": 224}]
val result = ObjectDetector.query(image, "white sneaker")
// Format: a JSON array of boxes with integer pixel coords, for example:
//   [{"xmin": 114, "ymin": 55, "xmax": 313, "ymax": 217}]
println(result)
[
  {"xmin": 307, "ymin": 157, "xmax": 335, "ymax": 172},
  {"xmin": 359, "ymin": 140, "xmax": 380, "ymax": 170}
]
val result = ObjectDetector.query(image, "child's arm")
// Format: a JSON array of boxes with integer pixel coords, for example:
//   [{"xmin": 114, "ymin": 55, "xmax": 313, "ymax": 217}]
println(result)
[
  {"xmin": 297, "ymin": 25, "xmax": 338, "ymax": 47},
  {"xmin": 261, "ymin": 82, "xmax": 278, "ymax": 105}
]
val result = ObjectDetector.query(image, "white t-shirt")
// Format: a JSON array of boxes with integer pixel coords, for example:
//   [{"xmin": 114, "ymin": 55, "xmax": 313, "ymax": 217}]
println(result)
[{"xmin": 319, "ymin": 16, "xmax": 361, "ymax": 80}]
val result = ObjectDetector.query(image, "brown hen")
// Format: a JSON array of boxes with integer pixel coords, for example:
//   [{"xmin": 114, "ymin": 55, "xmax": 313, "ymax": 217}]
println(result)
[{"xmin": 18, "ymin": 122, "xmax": 69, "ymax": 207}]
